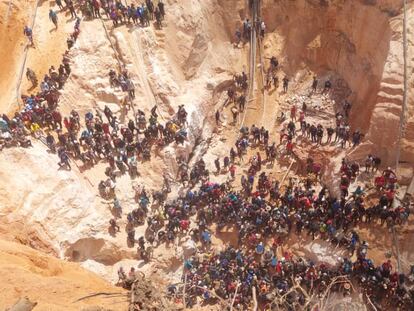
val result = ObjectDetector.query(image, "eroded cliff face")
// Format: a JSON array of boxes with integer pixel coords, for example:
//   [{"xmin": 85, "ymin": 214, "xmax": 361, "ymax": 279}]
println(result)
[
  {"xmin": 0, "ymin": 239, "xmax": 127, "ymax": 310},
  {"xmin": 262, "ymin": 0, "xmax": 414, "ymax": 167},
  {"xmin": 0, "ymin": 0, "xmax": 413, "ymax": 308},
  {"xmin": 0, "ymin": 0, "xmax": 34, "ymax": 113},
  {"xmin": 0, "ymin": 0, "xmax": 249, "ymax": 290}
]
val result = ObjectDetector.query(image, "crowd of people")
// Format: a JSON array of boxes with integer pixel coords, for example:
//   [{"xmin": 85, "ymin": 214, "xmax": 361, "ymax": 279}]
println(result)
[
  {"xmin": 283, "ymin": 101, "xmax": 363, "ymax": 149},
  {"xmin": 176, "ymin": 246, "xmax": 414, "ymax": 309},
  {"xmin": 226, "ymin": 53, "xmax": 362, "ymax": 157},
  {"xmin": 1, "ymin": 2, "xmax": 413, "ymax": 310},
  {"xmin": 119, "ymin": 9, "xmax": 411, "ymax": 310},
  {"xmin": 123, "ymin": 130, "xmax": 413, "ymax": 308},
  {"xmin": 129, "ymin": 131, "xmax": 413, "ymax": 309},
  {"xmin": 273, "ymin": 71, "xmax": 363, "ymax": 155},
  {"xmin": 111, "ymin": 76, "xmax": 411, "ymax": 308},
  {"xmin": 1, "ymin": 18, "xmax": 81, "ymax": 151},
  {"xmin": 23, "ymin": 0, "xmax": 167, "ymax": 32},
  {"xmin": 63, "ymin": 0, "xmax": 166, "ymax": 29},
  {"xmin": 2, "ymin": 2, "xmax": 176, "ymax": 177}
]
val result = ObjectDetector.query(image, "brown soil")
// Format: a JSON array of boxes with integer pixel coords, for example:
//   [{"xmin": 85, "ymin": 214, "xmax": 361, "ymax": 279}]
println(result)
[{"xmin": 0, "ymin": 0, "xmax": 413, "ymax": 309}]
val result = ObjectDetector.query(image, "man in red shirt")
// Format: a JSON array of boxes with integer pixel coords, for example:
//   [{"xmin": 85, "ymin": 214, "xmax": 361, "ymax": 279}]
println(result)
[
  {"xmin": 180, "ymin": 219, "xmax": 190, "ymax": 233},
  {"xmin": 290, "ymin": 105, "xmax": 297, "ymax": 121},
  {"xmin": 229, "ymin": 164, "xmax": 236, "ymax": 180}
]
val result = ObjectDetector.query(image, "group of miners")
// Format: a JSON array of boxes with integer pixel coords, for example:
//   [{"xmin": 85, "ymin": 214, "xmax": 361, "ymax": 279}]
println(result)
[
  {"xmin": 225, "ymin": 53, "xmax": 362, "ymax": 158},
  {"xmin": 2, "ymin": 2, "xmax": 413, "ymax": 310},
  {"xmin": 2, "ymin": 18, "xmax": 81, "ymax": 151},
  {"xmin": 127, "ymin": 132, "xmax": 413, "ymax": 308},
  {"xmin": 70, "ymin": 0, "xmax": 166, "ymax": 29},
  {"xmin": 281, "ymin": 101, "xmax": 363, "ymax": 149},
  {"xmin": 175, "ymin": 244, "xmax": 413, "ymax": 309},
  {"xmin": 117, "ymin": 104, "xmax": 412, "ymax": 308},
  {"xmin": 34, "ymin": 0, "xmax": 166, "ymax": 29}
]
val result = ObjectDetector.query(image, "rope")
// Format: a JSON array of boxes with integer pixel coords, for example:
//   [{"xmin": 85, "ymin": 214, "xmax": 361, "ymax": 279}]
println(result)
[
  {"xmin": 239, "ymin": 0, "xmax": 267, "ymax": 128},
  {"xmin": 395, "ymin": 0, "xmax": 408, "ymax": 171},
  {"xmin": 13, "ymin": 0, "xmax": 41, "ymax": 112},
  {"xmin": 240, "ymin": 0, "xmax": 258, "ymax": 127},
  {"xmin": 395, "ymin": 1, "xmax": 409, "ymax": 168},
  {"xmin": 258, "ymin": 46, "xmax": 266, "ymax": 124},
  {"xmin": 100, "ymin": 18, "xmax": 123, "ymax": 69},
  {"xmin": 392, "ymin": 0, "xmax": 408, "ymax": 276},
  {"xmin": 4, "ymin": 0, "xmax": 13, "ymax": 23},
  {"xmin": 256, "ymin": 1, "xmax": 267, "ymax": 126},
  {"xmin": 280, "ymin": 159, "xmax": 295, "ymax": 186},
  {"xmin": 99, "ymin": 18, "xmax": 139, "ymax": 119}
]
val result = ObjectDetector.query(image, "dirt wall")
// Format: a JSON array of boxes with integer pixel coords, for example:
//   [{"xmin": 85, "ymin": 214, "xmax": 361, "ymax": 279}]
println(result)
[{"xmin": 262, "ymin": 0, "xmax": 414, "ymax": 166}]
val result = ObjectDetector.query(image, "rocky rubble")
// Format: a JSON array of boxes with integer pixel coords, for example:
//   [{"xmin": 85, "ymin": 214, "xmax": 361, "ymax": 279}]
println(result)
[
  {"xmin": 262, "ymin": 0, "xmax": 414, "ymax": 168},
  {"xmin": 128, "ymin": 273, "xmax": 181, "ymax": 311}
]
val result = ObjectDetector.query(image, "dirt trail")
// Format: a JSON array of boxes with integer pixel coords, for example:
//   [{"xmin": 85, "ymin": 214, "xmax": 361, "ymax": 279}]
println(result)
[
  {"xmin": 20, "ymin": 2, "xmax": 73, "ymax": 95},
  {"xmin": 0, "ymin": 1, "xmax": 72, "ymax": 113}
]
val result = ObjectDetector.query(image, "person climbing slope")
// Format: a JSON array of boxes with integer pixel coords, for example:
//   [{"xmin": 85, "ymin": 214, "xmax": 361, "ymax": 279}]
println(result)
[
  {"xmin": 49, "ymin": 9, "xmax": 58, "ymax": 29},
  {"xmin": 26, "ymin": 68, "xmax": 38, "ymax": 87},
  {"xmin": 23, "ymin": 25, "xmax": 34, "ymax": 46}
]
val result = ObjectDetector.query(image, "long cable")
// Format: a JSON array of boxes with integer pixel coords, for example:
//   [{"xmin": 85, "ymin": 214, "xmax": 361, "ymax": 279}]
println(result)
[
  {"xmin": 395, "ymin": 0, "xmax": 408, "ymax": 171},
  {"xmin": 240, "ymin": 0, "xmax": 258, "ymax": 127},
  {"xmin": 392, "ymin": 0, "xmax": 408, "ymax": 275},
  {"xmin": 13, "ymin": 0, "xmax": 41, "ymax": 111},
  {"xmin": 256, "ymin": 1, "xmax": 267, "ymax": 125},
  {"xmin": 5, "ymin": 0, "xmax": 13, "ymax": 23}
]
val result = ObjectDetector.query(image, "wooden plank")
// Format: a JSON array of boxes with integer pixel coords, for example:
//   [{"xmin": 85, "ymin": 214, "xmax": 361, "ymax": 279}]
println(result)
[{"xmin": 280, "ymin": 159, "xmax": 295, "ymax": 185}]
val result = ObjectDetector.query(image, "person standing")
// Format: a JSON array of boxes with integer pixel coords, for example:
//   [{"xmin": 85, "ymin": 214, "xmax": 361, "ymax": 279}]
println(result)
[
  {"xmin": 283, "ymin": 76, "xmax": 289, "ymax": 93},
  {"xmin": 23, "ymin": 25, "xmax": 34, "ymax": 45},
  {"xmin": 49, "ymin": 9, "xmax": 58, "ymax": 29},
  {"xmin": 311, "ymin": 76, "xmax": 318, "ymax": 93},
  {"xmin": 215, "ymin": 110, "xmax": 220, "ymax": 125},
  {"xmin": 260, "ymin": 21, "xmax": 266, "ymax": 39}
]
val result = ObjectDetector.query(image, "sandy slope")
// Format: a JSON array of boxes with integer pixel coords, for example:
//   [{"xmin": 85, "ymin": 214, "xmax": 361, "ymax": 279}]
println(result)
[
  {"xmin": 0, "ymin": 0, "xmax": 413, "ymax": 308},
  {"xmin": 0, "ymin": 0, "xmax": 248, "ymax": 279},
  {"xmin": 0, "ymin": 0, "xmax": 70, "ymax": 113},
  {"xmin": 0, "ymin": 239, "xmax": 127, "ymax": 310},
  {"xmin": 0, "ymin": 0, "xmax": 35, "ymax": 113}
]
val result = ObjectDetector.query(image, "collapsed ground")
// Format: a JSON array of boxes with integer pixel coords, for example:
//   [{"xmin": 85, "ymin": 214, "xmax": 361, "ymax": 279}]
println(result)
[{"xmin": 0, "ymin": 0, "xmax": 413, "ymax": 310}]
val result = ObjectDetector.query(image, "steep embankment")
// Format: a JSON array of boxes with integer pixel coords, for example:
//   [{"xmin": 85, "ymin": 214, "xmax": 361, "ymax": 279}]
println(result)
[
  {"xmin": 0, "ymin": 239, "xmax": 127, "ymax": 310},
  {"xmin": 0, "ymin": 0, "xmax": 413, "ymax": 307},
  {"xmin": 261, "ymin": 0, "xmax": 414, "ymax": 167},
  {"xmin": 0, "ymin": 0, "xmax": 69, "ymax": 113},
  {"xmin": 0, "ymin": 0, "xmax": 35, "ymax": 113},
  {"xmin": 0, "ymin": 0, "xmax": 249, "ymax": 281},
  {"xmin": 0, "ymin": 3, "xmax": 129, "ymax": 306},
  {"xmin": 0, "ymin": 139, "xmax": 139, "ymax": 267}
]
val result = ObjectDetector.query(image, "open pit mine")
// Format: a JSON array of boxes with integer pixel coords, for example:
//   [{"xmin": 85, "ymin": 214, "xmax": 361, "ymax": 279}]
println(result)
[{"xmin": 0, "ymin": 0, "xmax": 413, "ymax": 310}]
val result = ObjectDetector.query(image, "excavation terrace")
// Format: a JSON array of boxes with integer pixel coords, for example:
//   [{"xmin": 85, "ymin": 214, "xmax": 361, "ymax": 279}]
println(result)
[{"xmin": 0, "ymin": 0, "xmax": 413, "ymax": 310}]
